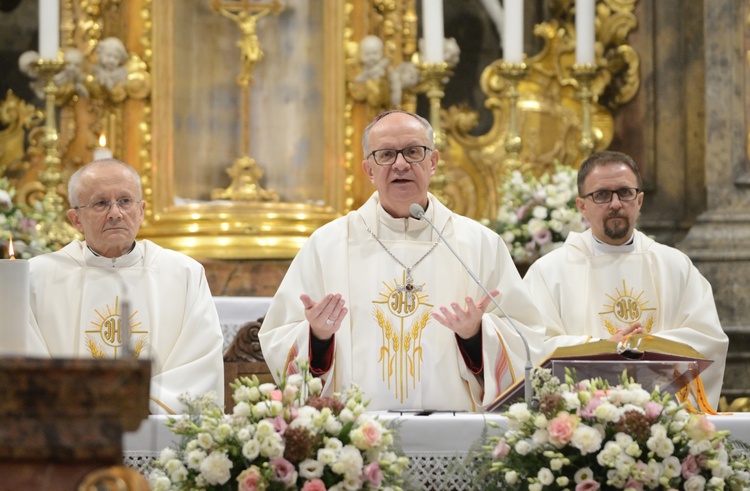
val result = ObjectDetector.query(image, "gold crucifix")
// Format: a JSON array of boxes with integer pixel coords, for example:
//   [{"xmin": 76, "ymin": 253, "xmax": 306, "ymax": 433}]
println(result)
[{"xmin": 209, "ymin": 0, "xmax": 283, "ymax": 202}]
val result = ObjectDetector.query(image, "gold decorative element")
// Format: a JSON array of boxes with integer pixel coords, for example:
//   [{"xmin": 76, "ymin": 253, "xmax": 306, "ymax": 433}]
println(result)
[
  {"xmin": 210, "ymin": 0, "xmax": 282, "ymax": 202},
  {"xmin": 570, "ymin": 63, "xmax": 598, "ymax": 158},
  {"xmin": 210, "ymin": 155, "xmax": 279, "ymax": 201},
  {"xmin": 78, "ymin": 465, "xmax": 150, "ymax": 491},
  {"xmin": 0, "ymin": 91, "xmax": 44, "ymax": 177},
  {"xmin": 415, "ymin": 60, "xmax": 453, "ymax": 207},
  {"xmin": 32, "ymin": 58, "xmax": 82, "ymax": 248},
  {"xmin": 498, "ymin": 62, "xmax": 530, "ymax": 173},
  {"xmin": 437, "ymin": 0, "xmax": 640, "ymax": 220}
]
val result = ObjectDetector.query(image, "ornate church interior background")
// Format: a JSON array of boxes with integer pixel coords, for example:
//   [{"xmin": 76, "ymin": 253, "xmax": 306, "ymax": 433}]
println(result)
[{"xmin": 1, "ymin": 0, "xmax": 749, "ymax": 409}]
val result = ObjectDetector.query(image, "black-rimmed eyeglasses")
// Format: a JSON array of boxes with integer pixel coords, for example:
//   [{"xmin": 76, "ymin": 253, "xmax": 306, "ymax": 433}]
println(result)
[
  {"xmin": 367, "ymin": 145, "xmax": 433, "ymax": 166},
  {"xmin": 74, "ymin": 197, "xmax": 141, "ymax": 212},
  {"xmin": 582, "ymin": 187, "xmax": 641, "ymax": 204}
]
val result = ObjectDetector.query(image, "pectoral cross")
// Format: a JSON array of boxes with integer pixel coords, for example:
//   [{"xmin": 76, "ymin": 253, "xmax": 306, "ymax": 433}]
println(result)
[{"xmin": 396, "ymin": 269, "xmax": 422, "ymax": 309}]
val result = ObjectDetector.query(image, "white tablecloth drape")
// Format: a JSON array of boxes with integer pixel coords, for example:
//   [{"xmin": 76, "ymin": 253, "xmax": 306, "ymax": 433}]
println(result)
[{"xmin": 123, "ymin": 411, "xmax": 750, "ymax": 490}]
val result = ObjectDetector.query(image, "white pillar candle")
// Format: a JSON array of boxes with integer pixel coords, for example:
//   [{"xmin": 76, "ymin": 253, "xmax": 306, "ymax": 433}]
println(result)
[
  {"xmin": 421, "ymin": 0, "xmax": 444, "ymax": 63},
  {"xmin": 39, "ymin": 0, "xmax": 60, "ymax": 60},
  {"xmin": 94, "ymin": 133, "xmax": 113, "ymax": 160},
  {"xmin": 0, "ymin": 255, "xmax": 29, "ymax": 356},
  {"xmin": 575, "ymin": 0, "xmax": 596, "ymax": 64},
  {"xmin": 503, "ymin": 0, "xmax": 524, "ymax": 63}
]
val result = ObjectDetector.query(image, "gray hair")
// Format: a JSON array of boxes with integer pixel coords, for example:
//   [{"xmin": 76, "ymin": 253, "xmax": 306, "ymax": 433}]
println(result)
[
  {"xmin": 67, "ymin": 159, "xmax": 142, "ymax": 208},
  {"xmin": 361, "ymin": 110, "xmax": 434, "ymax": 155}
]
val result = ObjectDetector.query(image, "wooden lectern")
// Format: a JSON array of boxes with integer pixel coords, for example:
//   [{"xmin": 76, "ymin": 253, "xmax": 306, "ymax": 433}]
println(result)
[{"xmin": 0, "ymin": 358, "xmax": 151, "ymax": 490}]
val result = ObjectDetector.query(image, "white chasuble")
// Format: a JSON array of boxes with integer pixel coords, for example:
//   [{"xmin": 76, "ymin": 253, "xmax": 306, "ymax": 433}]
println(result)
[
  {"xmin": 259, "ymin": 192, "xmax": 546, "ymax": 412},
  {"xmin": 28, "ymin": 240, "xmax": 225, "ymax": 414},
  {"xmin": 583, "ymin": 252, "xmax": 661, "ymax": 337},
  {"xmin": 525, "ymin": 229, "xmax": 728, "ymax": 407}
]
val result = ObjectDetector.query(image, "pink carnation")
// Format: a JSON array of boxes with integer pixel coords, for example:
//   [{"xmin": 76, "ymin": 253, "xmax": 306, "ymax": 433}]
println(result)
[{"xmin": 548, "ymin": 412, "xmax": 578, "ymax": 445}]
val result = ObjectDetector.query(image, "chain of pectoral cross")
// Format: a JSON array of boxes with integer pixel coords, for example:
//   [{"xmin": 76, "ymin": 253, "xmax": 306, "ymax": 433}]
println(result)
[{"xmin": 361, "ymin": 218, "xmax": 440, "ymax": 308}]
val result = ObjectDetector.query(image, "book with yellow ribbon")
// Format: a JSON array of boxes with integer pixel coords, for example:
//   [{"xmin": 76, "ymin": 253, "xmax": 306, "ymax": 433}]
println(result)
[{"xmin": 489, "ymin": 335, "xmax": 716, "ymax": 413}]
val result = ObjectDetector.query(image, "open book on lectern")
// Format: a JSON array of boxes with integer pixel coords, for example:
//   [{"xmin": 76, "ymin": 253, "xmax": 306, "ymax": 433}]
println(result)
[{"xmin": 488, "ymin": 335, "xmax": 713, "ymax": 412}]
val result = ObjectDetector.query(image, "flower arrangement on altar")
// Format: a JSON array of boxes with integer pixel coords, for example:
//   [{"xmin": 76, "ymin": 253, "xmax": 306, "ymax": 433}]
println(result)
[
  {"xmin": 485, "ymin": 164, "xmax": 588, "ymax": 263},
  {"xmin": 147, "ymin": 360, "xmax": 413, "ymax": 491},
  {"xmin": 0, "ymin": 177, "xmax": 57, "ymax": 258},
  {"xmin": 468, "ymin": 368, "xmax": 750, "ymax": 491}
]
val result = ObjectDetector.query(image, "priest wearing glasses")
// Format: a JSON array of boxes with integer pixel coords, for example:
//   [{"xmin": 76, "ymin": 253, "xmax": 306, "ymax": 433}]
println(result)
[
  {"xmin": 523, "ymin": 150, "xmax": 728, "ymax": 409},
  {"xmin": 26, "ymin": 159, "xmax": 224, "ymax": 415},
  {"xmin": 260, "ymin": 110, "xmax": 545, "ymax": 411}
]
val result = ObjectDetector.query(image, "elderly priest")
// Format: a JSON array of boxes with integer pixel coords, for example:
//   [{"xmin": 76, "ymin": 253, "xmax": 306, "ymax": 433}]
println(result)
[{"xmin": 26, "ymin": 159, "xmax": 224, "ymax": 414}]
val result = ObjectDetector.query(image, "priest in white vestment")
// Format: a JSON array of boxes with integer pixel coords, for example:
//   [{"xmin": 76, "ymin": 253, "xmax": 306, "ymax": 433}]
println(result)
[
  {"xmin": 259, "ymin": 111, "xmax": 545, "ymax": 411},
  {"xmin": 27, "ymin": 160, "xmax": 224, "ymax": 415},
  {"xmin": 524, "ymin": 151, "xmax": 728, "ymax": 409}
]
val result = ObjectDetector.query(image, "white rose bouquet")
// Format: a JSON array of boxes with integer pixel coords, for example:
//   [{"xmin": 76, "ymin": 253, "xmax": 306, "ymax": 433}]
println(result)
[
  {"xmin": 147, "ymin": 360, "xmax": 412, "ymax": 491},
  {"xmin": 486, "ymin": 164, "xmax": 588, "ymax": 263},
  {"xmin": 468, "ymin": 369, "xmax": 750, "ymax": 491}
]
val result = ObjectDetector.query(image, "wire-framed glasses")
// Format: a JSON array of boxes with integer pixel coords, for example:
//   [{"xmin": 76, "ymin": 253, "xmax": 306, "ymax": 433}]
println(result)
[
  {"xmin": 74, "ymin": 197, "xmax": 141, "ymax": 212},
  {"xmin": 582, "ymin": 187, "xmax": 641, "ymax": 204},
  {"xmin": 367, "ymin": 145, "xmax": 432, "ymax": 166}
]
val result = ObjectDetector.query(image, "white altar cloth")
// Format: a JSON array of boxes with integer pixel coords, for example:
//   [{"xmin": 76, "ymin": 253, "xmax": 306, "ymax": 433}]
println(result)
[{"xmin": 123, "ymin": 411, "xmax": 750, "ymax": 490}]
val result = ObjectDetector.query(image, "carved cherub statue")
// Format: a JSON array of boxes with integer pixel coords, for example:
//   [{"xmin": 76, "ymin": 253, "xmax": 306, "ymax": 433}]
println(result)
[
  {"xmin": 92, "ymin": 37, "xmax": 129, "ymax": 91},
  {"xmin": 54, "ymin": 48, "xmax": 89, "ymax": 99},
  {"xmin": 388, "ymin": 61, "xmax": 420, "ymax": 107},
  {"xmin": 18, "ymin": 50, "xmax": 45, "ymax": 99},
  {"xmin": 355, "ymin": 35, "xmax": 390, "ymax": 83}
]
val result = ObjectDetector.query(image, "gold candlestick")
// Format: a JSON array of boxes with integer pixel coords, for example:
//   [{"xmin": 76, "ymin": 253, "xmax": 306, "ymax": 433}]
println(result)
[
  {"xmin": 33, "ymin": 57, "xmax": 81, "ymax": 248},
  {"xmin": 499, "ymin": 62, "xmax": 529, "ymax": 172},
  {"xmin": 570, "ymin": 63, "xmax": 598, "ymax": 159},
  {"xmin": 417, "ymin": 61, "xmax": 452, "ymax": 206}
]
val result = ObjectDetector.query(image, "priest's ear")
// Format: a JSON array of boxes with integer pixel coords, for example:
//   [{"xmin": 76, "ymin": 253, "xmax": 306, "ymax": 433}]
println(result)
[{"xmin": 67, "ymin": 208, "xmax": 85, "ymax": 233}]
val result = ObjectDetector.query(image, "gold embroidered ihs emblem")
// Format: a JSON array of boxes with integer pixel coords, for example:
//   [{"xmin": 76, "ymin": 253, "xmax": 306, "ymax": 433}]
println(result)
[
  {"xmin": 373, "ymin": 271, "xmax": 432, "ymax": 403},
  {"xmin": 85, "ymin": 296, "xmax": 148, "ymax": 359},
  {"xmin": 599, "ymin": 280, "xmax": 657, "ymax": 334}
]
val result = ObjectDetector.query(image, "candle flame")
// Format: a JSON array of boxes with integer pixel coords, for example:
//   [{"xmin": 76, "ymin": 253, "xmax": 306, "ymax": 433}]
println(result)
[
  {"xmin": 8, "ymin": 235, "xmax": 15, "ymax": 260},
  {"xmin": 98, "ymin": 133, "xmax": 107, "ymax": 147}
]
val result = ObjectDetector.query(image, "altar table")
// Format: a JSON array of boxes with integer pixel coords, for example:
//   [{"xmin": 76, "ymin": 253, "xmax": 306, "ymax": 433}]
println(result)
[{"xmin": 123, "ymin": 411, "xmax": 750, "ymax": 491}]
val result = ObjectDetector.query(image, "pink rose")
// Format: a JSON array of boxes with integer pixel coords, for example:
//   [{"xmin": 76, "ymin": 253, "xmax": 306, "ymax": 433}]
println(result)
[
  {"xmin": 363, "ymin": 462, "xmax": 384, "ymax": 487},
  {"xmin": 270, "ymin": 457, "xmax": 297, "ymax": 487},
  {"xmin": 576, "ymin": 479, "xmax": 600, "ymax": 491},
  {"xmin": 492, "ymin": 440, "xmax": 510, "ymax": 459},
  {"xmin": 271, "ymin": 389, "xmax": 283, "ymax": 401},
  {"xmin": 548, "ymin": 412, "xmax": 578, "ymax": 446},
  {"xmin": 301, "ymin": 479, "xmax": 327, "ymax": 491},
  {"xmin": 359, "ymin": 421, "xmax": 383, "ymax": 447},
  {"xmin": 681, "ymin": 454, "xmax": 700, "ymax": 479},
  {"xmin": 237, "ymin": 466, "xmax": 263, "ymax": 491},
  {"xmin": 644, "ymin": 401, "xmax": 663, "ymax": 421}
]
